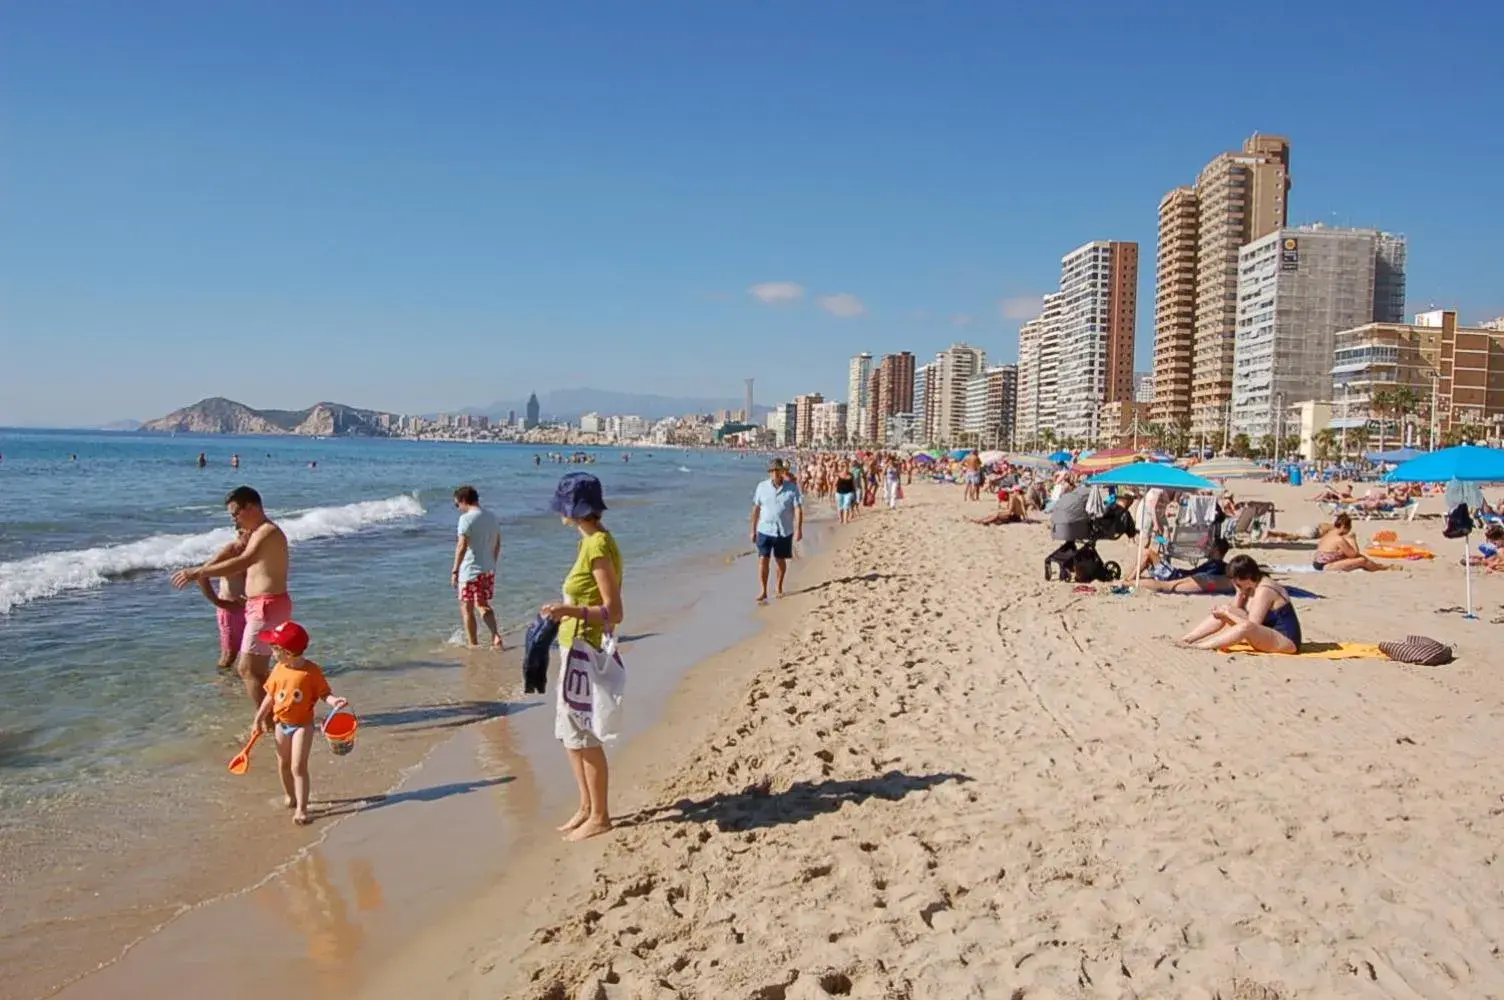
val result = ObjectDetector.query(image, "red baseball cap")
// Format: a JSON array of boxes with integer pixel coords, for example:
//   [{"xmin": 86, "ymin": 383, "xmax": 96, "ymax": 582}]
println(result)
[{"xmin": 258, "ymin": 620, "xmax": 309, "ymax": 655}]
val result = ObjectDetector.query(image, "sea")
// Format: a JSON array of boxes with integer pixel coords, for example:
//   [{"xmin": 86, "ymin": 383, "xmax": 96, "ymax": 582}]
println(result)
[{"xmin": 0, "ymin": 428, "xmax": 777, "ymax": 998}]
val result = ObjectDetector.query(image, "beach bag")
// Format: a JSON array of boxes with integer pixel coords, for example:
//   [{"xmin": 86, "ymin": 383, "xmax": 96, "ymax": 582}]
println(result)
[
  {"xmin": 557, "ymin": 632, "xmax": 627, "ymax": 743},
  {"xmin": 1443, "ymin": 503, "xmax": 1472, "ymax": 539},
  {"xmin": 1378, "ymin": 635, "xmax": 1455, "ymax": 666}
]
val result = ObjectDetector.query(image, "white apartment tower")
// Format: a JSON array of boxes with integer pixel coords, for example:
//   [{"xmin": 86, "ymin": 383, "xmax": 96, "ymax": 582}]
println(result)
[
  {"xmin": 1054, "ymin": 240, "xmax": 1139, "ymax": 442},
  {"xmin": 933, "ymin": 343, "xmax": 987, "ymax": 444},
  {"xmin": 1231, "ymin": 225, "xmax": 1407, "ymax": 439},
  {"xmin": 846, "ymin": 352, "xmax": 872, "ymax": 442},
  {"xmin": 1014, "ymin": 293, "xmax": 1065, "ymax": 446}
]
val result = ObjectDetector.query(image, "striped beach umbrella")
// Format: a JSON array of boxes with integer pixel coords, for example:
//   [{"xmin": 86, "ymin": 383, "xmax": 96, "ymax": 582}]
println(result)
[
  {"xmin": 1071, "ymin": 449, "xmax": 1144, "ymax": 474},
  {"xmin": 1189, "ymin": 457, "xmax": 1267, "ymax": 480}
]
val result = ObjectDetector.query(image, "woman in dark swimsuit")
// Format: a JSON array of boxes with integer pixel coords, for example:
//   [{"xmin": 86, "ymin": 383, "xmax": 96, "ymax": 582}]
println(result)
[{"xmin": 1179, "ymin": 554, "xmax": 1301, "ymax": 653}]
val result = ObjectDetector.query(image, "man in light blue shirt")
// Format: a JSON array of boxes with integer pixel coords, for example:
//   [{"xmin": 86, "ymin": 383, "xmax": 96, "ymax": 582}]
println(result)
[
  {"xmin": 451, "ymin": 485, "xmax": 503, "ymax": 649},
  {"xmin": 750, "ymin": 459, "xmax": 803, "ymax": 602}
]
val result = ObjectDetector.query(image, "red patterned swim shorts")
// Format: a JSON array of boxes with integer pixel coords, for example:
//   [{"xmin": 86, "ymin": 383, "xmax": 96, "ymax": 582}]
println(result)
[{"xmin": 460, "ymin": 572, "xmax": 495, "ymax": 606}]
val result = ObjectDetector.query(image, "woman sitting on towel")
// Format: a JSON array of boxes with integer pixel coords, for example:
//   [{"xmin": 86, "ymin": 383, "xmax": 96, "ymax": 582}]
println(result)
[
  {"xmin": 1313, "ymin": 513, "xmax": 1390, "ymax": 572},
  {"xmin": 1179, "ymin": 555, "xmax": 1301, "ymax": 653}
]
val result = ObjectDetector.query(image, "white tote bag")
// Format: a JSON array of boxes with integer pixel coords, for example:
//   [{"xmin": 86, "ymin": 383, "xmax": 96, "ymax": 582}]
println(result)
[{"xmin": 556, "ymin": 632, "xmax": 627, "ymax": 744}]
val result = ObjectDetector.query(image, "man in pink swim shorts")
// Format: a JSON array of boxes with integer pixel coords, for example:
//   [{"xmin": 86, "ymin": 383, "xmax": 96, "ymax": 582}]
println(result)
[{"xmin": 174, "ymin": 486, "xmax": 292, "ymax": 722}]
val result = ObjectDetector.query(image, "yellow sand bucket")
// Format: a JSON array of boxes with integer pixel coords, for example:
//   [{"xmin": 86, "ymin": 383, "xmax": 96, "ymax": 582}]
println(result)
[{"xmin": 323, "ymin": 707, "xmax": 358, "ymax": 756}]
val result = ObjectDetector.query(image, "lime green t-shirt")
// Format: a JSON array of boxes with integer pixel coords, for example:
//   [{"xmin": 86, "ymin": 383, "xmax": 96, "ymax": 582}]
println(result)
[{"xmin": 559, "ymin": 529, "xmax": 623, "ymax": 650}]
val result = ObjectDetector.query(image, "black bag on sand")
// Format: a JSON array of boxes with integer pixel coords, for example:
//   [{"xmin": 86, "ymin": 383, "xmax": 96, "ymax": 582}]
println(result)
[
  {"xmin": 523, "ymin": 615, "xmax": 559, "ymax": 693},
  {"xmin": 1379, "ymin": 635, "xmax": 1456, "ymax": 666},
  {"xmin": 1443, "ymin": 503, "xmax": 1473, "ymax": 539}
]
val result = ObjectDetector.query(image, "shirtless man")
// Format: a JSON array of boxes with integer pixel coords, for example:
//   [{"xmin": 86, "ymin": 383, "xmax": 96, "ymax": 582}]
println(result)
[{"xmin": 172, "ymin": 486, "xmax": 291, "ymax": 716}]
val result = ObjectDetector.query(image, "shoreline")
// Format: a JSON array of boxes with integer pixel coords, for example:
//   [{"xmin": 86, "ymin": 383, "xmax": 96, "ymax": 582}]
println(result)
[
  {"xmin": 352, "ymin": 509, "xmax": 863, "ymax": 1000},
  {"xmin": 27, "ymin": 512, "xmax": 842, "ymax": 1000}
]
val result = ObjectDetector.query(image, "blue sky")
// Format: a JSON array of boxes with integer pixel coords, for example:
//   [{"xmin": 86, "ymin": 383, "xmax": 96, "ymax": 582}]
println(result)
[{"xmin": 3, "ymin": 1, "xmax": 1501, "ymax": 426}]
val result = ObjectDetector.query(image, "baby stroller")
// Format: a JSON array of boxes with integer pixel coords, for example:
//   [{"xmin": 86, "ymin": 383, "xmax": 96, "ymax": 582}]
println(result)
[{"xmin": 1045, "ymin": 490, "xmax": 1137, "ymax": 583}]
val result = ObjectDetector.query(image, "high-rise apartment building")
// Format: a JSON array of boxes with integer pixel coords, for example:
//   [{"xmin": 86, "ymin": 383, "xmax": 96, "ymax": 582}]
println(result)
[
  {"xmin": 963, "ymin": 365, "xmax": 1019, "ymax": 445},
  {"xmin": 846, "ymin": 353, "xmax": 872, "ymax": 442},
  {"xmin": 1152, "ymin": 186, "xmax": 1199, "ymax": 426},
  {"xmin": 810, "ymin": 400, "xmax": 849, "ymax": 445},
  {"xmin": 930, "ymin": 344, "xmax": 987, "ymax": 444},
  {"xmin": 1152, "ymin": 134, "xmax": 1292, "ymax": 435},
  {"xmin": 863, "ymin": 351, "xmax": 915, "ymax": 444},
  {"xmin": 1231, "ymin": 226, "xmax": 1406, "ymax": 439},
  {"xmin": 1014, "ymin": 293, "xmax": 1064, "ymax": 446},
  {"xmin": 1192, "ymin": 135, "xmax": 1292, "ymax": 435},
  {"xmin": 792, "ymin": 393, "xmax": 823, "ymax": 447},
  {"xmin": 912, "ymin": 363, "xmax": 933, "ymax": 444},
  {"xmin": 1054, "ymin": 241, "xmax": 1139, "ymax": 441},
  {"xmin": 1134, "ymin": 372, "xmax": 1155, "ymax": 404}
]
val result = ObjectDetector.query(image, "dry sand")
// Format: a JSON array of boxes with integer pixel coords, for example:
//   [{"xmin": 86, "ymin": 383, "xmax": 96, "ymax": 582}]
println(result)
[{"xmin": 363, "ymin": 479, "xmax": 1504, "ymax": 1000}]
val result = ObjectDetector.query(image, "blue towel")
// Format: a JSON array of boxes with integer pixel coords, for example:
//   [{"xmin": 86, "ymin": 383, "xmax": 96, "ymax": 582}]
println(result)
[{"xmin": 523, "ymin": 615, "xmax": 559, "ymax": 694}]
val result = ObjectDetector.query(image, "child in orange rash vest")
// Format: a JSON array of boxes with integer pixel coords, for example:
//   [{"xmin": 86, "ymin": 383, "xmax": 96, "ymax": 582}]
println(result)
[{"xmin": 251, "ymin": 621, "xmax": 347, "ymax": 825}]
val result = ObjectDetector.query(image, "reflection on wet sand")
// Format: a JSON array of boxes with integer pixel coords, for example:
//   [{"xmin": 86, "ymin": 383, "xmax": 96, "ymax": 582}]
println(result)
[
  {"xmin": 464, "ymin": 648, "xmax": 544, "ymax": 825},
  {"xmin": 258, "ymin": 849, "xmax": 377, "ymax": 990}
]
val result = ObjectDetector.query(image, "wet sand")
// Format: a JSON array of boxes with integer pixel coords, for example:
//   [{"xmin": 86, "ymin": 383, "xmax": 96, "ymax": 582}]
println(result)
[
  {"xmin": 350, "ymin": 480, "xmax": 1504, "ymax": 999},
  {"xmin": 9, "ymin": 531, "xmax": 794, "ymax": 1000}
]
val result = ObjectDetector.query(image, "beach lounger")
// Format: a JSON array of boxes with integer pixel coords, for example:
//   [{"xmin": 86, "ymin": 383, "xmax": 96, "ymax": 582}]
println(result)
[
  {"xmin": 1222, "ymin": 501, "xmax": 1276, "ymax": 544},
  {"xmin": 1317, "ymin": 500, "xmax": 1417, "ymax": 522}
]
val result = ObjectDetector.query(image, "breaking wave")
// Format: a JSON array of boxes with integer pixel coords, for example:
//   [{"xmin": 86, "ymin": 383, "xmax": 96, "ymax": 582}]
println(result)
[{"xmin": 0, "ymin": 495, "xmax": 425, "ymax": 614}]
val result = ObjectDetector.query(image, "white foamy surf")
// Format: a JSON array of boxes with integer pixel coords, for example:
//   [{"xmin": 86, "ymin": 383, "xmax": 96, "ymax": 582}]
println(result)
[{"xmin": 0, "ymin": 495, "xmax": 425, "ymax": 614}]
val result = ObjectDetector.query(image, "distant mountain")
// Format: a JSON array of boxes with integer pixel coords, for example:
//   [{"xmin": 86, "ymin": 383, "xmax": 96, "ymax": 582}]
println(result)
[
  {"xmin": 98, "ymin": 419, "xmax": 142, "ymax": 431},
  {"xmin": 474, "ymin": 388, "xmax": 773, "ymax": 422},
  {"xmin": 140, "ymin": 397, "xmax": 396, "ymax": 436}
]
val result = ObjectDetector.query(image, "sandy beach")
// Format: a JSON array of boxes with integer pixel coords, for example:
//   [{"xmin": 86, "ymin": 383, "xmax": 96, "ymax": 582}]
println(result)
[{"xmin": 354, "ymin": 477, "xmax": 1504, "ymax": 999}]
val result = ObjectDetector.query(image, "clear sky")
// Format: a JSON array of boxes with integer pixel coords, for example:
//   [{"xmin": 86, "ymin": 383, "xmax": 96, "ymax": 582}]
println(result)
[{"xmin": 4, "ymin": 1, "xmax": 1501, "ymax": 427}]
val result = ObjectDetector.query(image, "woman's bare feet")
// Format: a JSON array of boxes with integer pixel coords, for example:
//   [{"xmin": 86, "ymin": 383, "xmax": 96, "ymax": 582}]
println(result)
[
  {"xmin": 293, "ymin": 811, "xmax": 311, "ymax": 826},
  {"xmin": 564, "ymin": 817, "xmax": 612, "ymax": 841},
  {"xmin": 556, "ymin": 808, "xmax": 590, "ymax": 833},
  {"xmin": 283, "ymin": 794, "xmax": 296, "ymax": 809}
]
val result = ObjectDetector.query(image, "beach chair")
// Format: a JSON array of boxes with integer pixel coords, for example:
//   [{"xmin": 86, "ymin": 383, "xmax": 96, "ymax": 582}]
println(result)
[
  {"xmin": 1222, "ymin": 501, "xmax": 1276, "ymax": 544},
  {"xmin": 1161, "ymin": 512, "xmax": 1212, "ymax": 570}
]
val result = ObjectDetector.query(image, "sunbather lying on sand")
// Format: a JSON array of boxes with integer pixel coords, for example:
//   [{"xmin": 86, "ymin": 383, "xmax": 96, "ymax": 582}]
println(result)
[
  {"xmin": 1313, "ymin": 513, "xmax": 1391, "ymax": 572},
  {"xmin": 1138, "ymin": 538, "xmax": 1234, "ymax": 594}
]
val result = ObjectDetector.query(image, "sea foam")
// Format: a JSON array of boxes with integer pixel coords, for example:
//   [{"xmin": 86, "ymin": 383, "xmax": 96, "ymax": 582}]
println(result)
[{"xmin": 0, "ymin": 495, "xmax": 425, "ymax": 614}]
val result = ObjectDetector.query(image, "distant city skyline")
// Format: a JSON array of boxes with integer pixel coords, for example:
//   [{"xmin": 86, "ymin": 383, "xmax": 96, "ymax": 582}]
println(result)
[{"xmin": 4, "ymin": 4, "xmax": 1502, "ymax": 427}]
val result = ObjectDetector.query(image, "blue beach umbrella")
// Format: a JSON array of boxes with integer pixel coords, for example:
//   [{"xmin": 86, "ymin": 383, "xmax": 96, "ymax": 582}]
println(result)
[
  {"xmin": 1086, "ymin": 464, "xmax": 1217, "ymax": 492},
  {"xmin": 1365, "ymin": 447, "xmax": 1424, "ymax": 464},
  {"xmin": 1385, "ymin": 444, "xmax": 1504, "ymax": 619},
  {"xmin": 1048, "ymin": 450, "xmax": 1071, "ymax": 463},
  {"xmin": 1088, "ymin": 463, "xmax": 1218, "ymax": 588},
  {"xmin": 1383, "ymin": 444, "xmax": 1504, "ymax": 485}
]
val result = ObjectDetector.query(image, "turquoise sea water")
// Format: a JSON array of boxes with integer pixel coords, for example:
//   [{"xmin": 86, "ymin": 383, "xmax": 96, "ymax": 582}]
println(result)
[
  {"xmin": 0, "ymin": 430, "xmax": 764, "ymax": 811},
  {"xmin": 1, "ymin": 430, "xmax": 799, "ymax": 998}
]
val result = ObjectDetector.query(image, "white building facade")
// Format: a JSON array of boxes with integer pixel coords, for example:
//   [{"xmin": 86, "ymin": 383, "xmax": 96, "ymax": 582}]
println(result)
[
  {"xmin": 846, "ymin": 353, "xmax": 872, "ymax": 443},
  {"xmin": 1232, "ymin": 225, "xmax": 1407, "ymax": 439}
]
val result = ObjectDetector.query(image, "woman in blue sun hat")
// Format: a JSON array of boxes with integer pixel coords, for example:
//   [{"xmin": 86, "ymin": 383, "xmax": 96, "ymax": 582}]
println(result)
[{"xmin": 539, "ymin": 472, "xmax": 624, "ymax": 841}]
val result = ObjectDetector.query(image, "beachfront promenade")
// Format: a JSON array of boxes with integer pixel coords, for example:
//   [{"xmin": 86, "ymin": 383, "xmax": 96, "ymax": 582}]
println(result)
[{"xmin": 362, "ymin": 479, "xmax": 1504, "ymax": 999}]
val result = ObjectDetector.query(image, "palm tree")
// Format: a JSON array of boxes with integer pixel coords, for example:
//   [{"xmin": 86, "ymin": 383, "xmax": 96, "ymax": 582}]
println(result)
[
  {"xmin": 1231, "ymin": 433, "xmax": 1252, "ymax": 458},
  {"xmin": 1258, "ymin": 434, "xmax": 1276, "ymax": 459},
  {"xmin": 1370, "ymin": 388, "xmax": 1397, "ymax": 455},
  {"xmin": 1391, "ymin": 386, "xmax": 1420, "ymax": 448},
  {"xmin": 1282, "ymin": 434, "xmax": 1302, "ymax": 460},
  {"xmin": 1313, "ymin": 428, "xmax": 1338, "ymax": 464}
]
